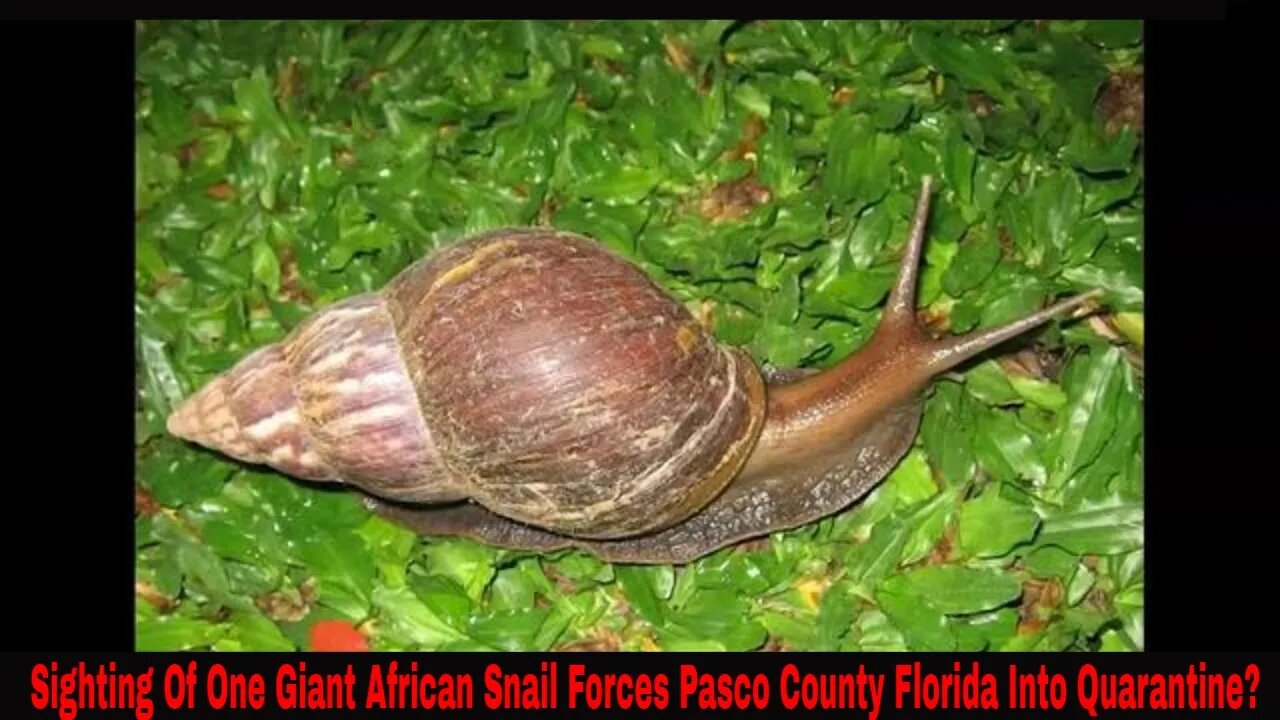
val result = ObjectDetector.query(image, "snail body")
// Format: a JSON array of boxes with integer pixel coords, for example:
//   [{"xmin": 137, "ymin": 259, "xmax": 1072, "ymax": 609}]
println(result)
[{"xmin": 167, "ymin": 177, "xmax": 1098, "ymax": 564}]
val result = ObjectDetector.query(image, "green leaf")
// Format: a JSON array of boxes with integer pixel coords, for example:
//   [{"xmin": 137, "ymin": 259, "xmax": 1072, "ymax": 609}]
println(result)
[
  {"xmin": 296, "ymin": 532, "xmax": 375, "ymax": 619},
  {"xmin": 409, "ymin": 576, "xmax": 473, "ymax": 631},
  {"xmin": 232, "ymin": 67, "xmax": 293, "ymax": 142},
  {"xmin": 222, "ymin": 610, "xmax": 296, "ymax": 651},
  {"xmin": 372, "ymin": 585, "xmax": 474, "ymax": 649},
  {"xmin": 1008, "ymin": 375, "xmax": 1068, "ymax": 411},
  {"xmin": 898, "ymin": 565, "xmax": 1023, "ymax": 614},
  {"xmin": 812, "ymin": 581, "xmax": 858, "ymax": 650},
  {"xmin": 251, "ymin": 240, "xmax": 281, "ymax": 294},
  {"xmin": 139, "ymin": 336, "xmax": 188, "ymax": 417},
  {"xmin": 1031, "ymin": 170, "xmax": 1084, "ymax": 262},
  {"xmin": 887, "ymin": 449, "xmax": 939, "ymax": 507},
  {"xmin": 909, "ymin": 28, "xmax": 1019, "ymax": 105},
  {"xmin": 357, "ymin": 515, "xmax": 418, "ymax": 588},
  {"xmin": 940, "ymin": 122, "xmax": 977, "ymax": 205},
  {"xmin": 921, "ymin": 381, "xmax": 977, "ymax": 485},
  {"xmin": 580, "ymin": 34, "xmax": 627, "ymax": 60},
  {"xmin": 1038, "ymin": 499, "xmax": 1143, "ymax": 555},
  {"xmin": 615, "ymin": 565, "xmax": 668, "ymax": 626},
  {"xmin": 846, "ymin": 200, "xmax": 895, "ymax": 269},
  {"xmin": 875, "ymin": 578, "xmax": 957, "ymax": 651},
  {"xmin": 973, "ymin": 157, "xmax": 1015, "ymax": 213},
  {"xmin": 1084, "ymin": 20, "xmax": 1142, "ymax": 48},
  {"xmin": 844, "ymin": 516, "xmax": 910, "ymax": 596},
  {"xmin": 175, "ymin": 537, "xmax": 236, "ymax": 607},
  {"xmin": 823, "ymin": 113, "xmax": 900, "ymax": 214},
  {"xmin": 1084, "ymin": 173, "xmax": 1141, "ymax": 216},
  {"xmin": 662, "ymin": 589, "xmax": 767, "ymax": 651},
  {"xmin": 958, "ymin": 487, "xmax": 1041, "ymax": 558},
  {"xmin": 571, "ymin": 166, "xmax": 663, "ymax": 205},
  {"xmin": 952, "ymin": 608, "xmax": 1019, "ymax": 651},
  {"xmin": 964, "ymin": 361, "xmax": 1021, "ymax": 406},
  {"xmin": 1061, "ymin": 241, "xmax": 1144, "ymax": 309},
  {"xmin": 1066, "ymin": 562, "xmax": 1096, "ymax": 606},
  {"xmin": 900, "ymin": 488, "xmax": 959, "ymax": 565},
  {"xmin": 974, "ymin": 408, "xmax": 1047, "ymax": 486},
  {"xmin": 136, "ymin": 611, "xmax": 228, "ymax": 651},
  {"xmin": 756, "ymin": 71, "xmax": 831, "ymax": 117},
  {"xmin": 469, "ymin": 608, "xmax": 551, "ymax": 651},
  {"xmin": 422, "ymin": 540, "xmax": 496, "ymax": 602},
  {"xmin": 1052, "ymin": 346, "xmax": 1124, "ymax": 489},
  {"xmin": 872, "ymin": 96, "xmax": 913, "ymax": 130},
  {"xmin": 943, "ymin": 231, "xmax": 1001, "ymax": 296},
  {"xmin": 1023, "ymin": 545, "xmax": 1079, "ymax": 581},
  {"xmin": 1063, "ymin": 124, "xmax": 1139, "ymax": 174}
]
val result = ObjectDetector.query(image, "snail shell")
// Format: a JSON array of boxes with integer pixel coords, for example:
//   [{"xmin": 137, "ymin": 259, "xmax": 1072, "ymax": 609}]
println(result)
[{"xmin": 168, "ymin": 228, "xmax": 766, "ymax": 540}]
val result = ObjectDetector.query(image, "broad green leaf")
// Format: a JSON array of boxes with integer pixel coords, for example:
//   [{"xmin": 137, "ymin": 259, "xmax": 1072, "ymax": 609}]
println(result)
[
  {"xmin": 844, "ymin": 516, "xmax": 910, "ymax": 596},
  {"xmin": 952, "ymin": 606, "xmax": 1019, "ymax": 651},
  {"xmin": 974, "ymin": 408, "xmax": 1048, "ymax": 486},
  {"xmin": 296, "ymin": 532, "xmax": 375, "ymax": 619},
  {"xmin": 1038, "ymin": 500, "xmax": 1143, "ymax": 555},
  {"xmin": 900, "ymin": 488, "xmax": 959, "ymax": 565},
  {"xmin": 1052, "ymin": 346, "xmax": 1124, "ymax": 489},
  {"xmin": 662, "ymin": 589, "xmax": 768, "ymax": 651},
  {"xmin": 421, "ymin": 540, "xmax": 497, "ymax": 602},
  {"xmin": 615, "ymin": 566, "xmax": 668, "ymax": 626},
  {"xmin": 222, "ymin": 610, "xmax": 296, "ymax": 651},
  {"xmin": 1009, "ymin": 375, "xmax": 1068, "ymax": 412},
  {"xmin": 139, "ymin": 336, "xmax": 188, "ymax": 417},
  {"xmin": 964, "ymin": 361, "xmax": 1021, "ymax": 406},
  {"xmin": 372, "ymin": 585, "xmax": 473, "ymax": 649},
  {"xmin": 921, "ymin": 381, "xmax": 978, "ymax": 485},
  {"xmin": 469, "ymin": 608, "xmax": 551, "ymax": 651},
  {"xmin": 940, "ymin": 122, "xmax": 977, "ymax": 205},
  {"xmin": 888, "ymin": 449, "xmax": 939, "ymax": 506},
  {"xmin": 823, "ymin": 112, "xmax": 900, "ymax": 214},
  {"xmin": 898, "ymin": 565, "xmax": 1022, "ymax": 614},
  {"xmin": 875, "ymin": 578, "xmax": 957, "ymax": 651},
  {"xmin": 1023, "ymin": 545, "xmax": 1079, "ymax": 581},
  {"xmin": 1067, "ymin": 563, "xmax": 1096, "ymax": 607},
  {"xmin": 1084, "ymin": 20, "xmax": 1142, "ymax": 48},
  {"xmin": 1031, "ymin": 170, "xmax": 1083, "ymax": 261},
  {"xmin": 909, "ymin": 28, "xmax": 1019, "ymax": 104},
  {"xmin": 250, "ymin": 240, "xmax": 281, "ymax": 295},
  {"xmin": 1064, "ymin": 124, "xmax": 1139, "ymax": 174},
  {"xmin": 958, "ymin": 487, "xmax": 1041, "ymax": 558},
  {"xmin": 357, "ymin": 515, "xmax": 417, "ymax": 588},
  {"xmin": 408, "ymin": 575, "xmax": 473, "ymax": 631},
  {"xmin": 572, "ymin": 166, "xmax": 663, "ymax": 205},
  {"xmin": 136, "ymin": 611, "xmax": 228, "ymax": 651},
  {"xmin": 1083, "ymin": 173, "xmax": 1141, "ymax": 216},
  {"xmin": 943, "ymin": 230, "xmax": 1001, "ymax": 296}
]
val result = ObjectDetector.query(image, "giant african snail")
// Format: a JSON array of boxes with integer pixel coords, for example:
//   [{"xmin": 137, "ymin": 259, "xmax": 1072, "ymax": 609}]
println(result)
[{"xmin": 166, "ymin": 176, "xmax": 1101, "ymax": 564}]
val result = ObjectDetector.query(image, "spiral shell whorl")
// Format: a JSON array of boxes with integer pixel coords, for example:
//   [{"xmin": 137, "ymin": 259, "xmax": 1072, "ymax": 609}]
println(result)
[
  {"xmin": 166, "ymin": 344, "xmax": 337, "ymax": 482},
  {"xmin": 167, "ymin": 293, "xmax": 460, "ymax": 502},
  {"xmin": 282, "ymin": 293, "xmax": 462, "ymax": 502}
]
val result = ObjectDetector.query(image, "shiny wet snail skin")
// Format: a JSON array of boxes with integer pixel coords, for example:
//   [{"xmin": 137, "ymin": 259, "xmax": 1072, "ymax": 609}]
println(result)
[{"xmin": 167, "ymin": 176, "xmax": 1100, "ymax": 564}]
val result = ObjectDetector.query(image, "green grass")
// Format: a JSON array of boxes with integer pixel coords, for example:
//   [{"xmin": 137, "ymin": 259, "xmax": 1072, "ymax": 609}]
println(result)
[{"xmin": 135, "ymin": 20, "xmax": 1144, "ymax": 652}]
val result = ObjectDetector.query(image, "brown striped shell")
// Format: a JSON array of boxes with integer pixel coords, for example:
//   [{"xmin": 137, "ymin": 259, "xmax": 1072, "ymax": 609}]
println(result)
[{"xmin": 167, "ymin": 228, "xmax": 767, "ymax": 540}]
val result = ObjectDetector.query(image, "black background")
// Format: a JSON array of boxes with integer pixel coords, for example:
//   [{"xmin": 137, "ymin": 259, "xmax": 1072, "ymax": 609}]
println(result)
[{"xmin": 0, "ymin": 8, "xmax": 1276, "ymax": 656}]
